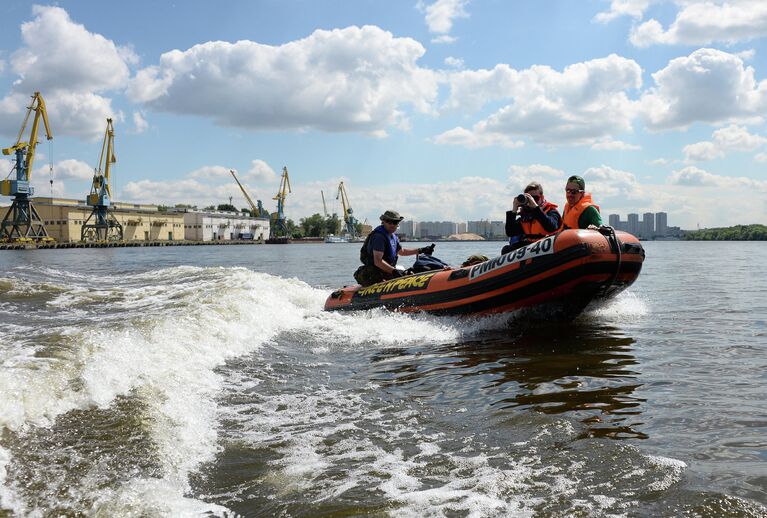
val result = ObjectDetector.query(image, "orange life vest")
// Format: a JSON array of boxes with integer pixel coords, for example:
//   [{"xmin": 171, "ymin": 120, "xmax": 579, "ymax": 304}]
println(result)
[
  {"xmin": 520, "ymin": 201, "xmax": 561, "ymax": 239},
  {"xmin": 563, "ymin": 193, "xmax": 599, "ymax": 229}
]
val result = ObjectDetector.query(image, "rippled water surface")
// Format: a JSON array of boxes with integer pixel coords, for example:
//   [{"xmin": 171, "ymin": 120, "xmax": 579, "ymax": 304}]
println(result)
[{"xmin": 1, "ymin": 241, "xmax": 765, "ymax": 517}]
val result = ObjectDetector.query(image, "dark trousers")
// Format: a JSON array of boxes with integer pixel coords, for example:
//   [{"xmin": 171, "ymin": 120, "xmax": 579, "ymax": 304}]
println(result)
[{"xmin": 353, "ymin": 265, "xmax": 389, "ymax": 287}]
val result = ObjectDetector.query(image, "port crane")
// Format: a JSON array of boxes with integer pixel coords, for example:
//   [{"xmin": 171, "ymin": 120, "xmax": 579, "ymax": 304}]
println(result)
[
  {"xmin": 0, "ymin": 92, "xmax": 53, "ymax": 242},
  {"xmin": 272, "ymin": 166, "xmax": 291, "ymax": 237},
  {"xmin": 321, "ymin": 190, "xmax": 329, "ymax": 218},
  {"xmin": 82, "ymin": 118, "xmax": 123, "ymax": 241},
  {"xmin": 230, "ymin": 169, "xmax": 268, "ymax": 218},
  {"xmin": 336, "ymin": 181, "xmax": 359, "ymax": 238}
]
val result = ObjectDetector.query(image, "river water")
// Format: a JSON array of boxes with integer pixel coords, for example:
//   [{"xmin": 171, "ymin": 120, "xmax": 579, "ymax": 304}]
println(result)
[{"xmin": 0, "ymin": 241, "xmax": 765, "ymax": 517}]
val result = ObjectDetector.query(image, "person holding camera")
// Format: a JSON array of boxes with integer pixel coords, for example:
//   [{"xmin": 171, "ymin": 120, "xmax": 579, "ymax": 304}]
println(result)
[
  {"xmin": 502, "ymin": 181, "xmax": 562, "ymax": 254},
  {"xmin": 353, "ymin": 210, "xmax": 437, "ymax": 287}
]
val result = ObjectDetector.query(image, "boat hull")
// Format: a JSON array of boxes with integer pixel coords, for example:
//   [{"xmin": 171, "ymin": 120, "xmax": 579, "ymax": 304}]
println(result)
[{"xmin": 324, "ymin": 229, "xmax": 644, "ymax": 319}]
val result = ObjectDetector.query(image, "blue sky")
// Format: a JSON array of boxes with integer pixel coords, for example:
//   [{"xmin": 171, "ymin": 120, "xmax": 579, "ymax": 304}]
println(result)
[{"xmin": 1, "ymin": 0, "xmax": 766, "ymax": 229}]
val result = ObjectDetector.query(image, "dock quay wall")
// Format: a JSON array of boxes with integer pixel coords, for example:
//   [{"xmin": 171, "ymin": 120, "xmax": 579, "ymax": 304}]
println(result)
[{"xmin": 0, "ymin": 239, "xmax": 268, "ymax": 250}]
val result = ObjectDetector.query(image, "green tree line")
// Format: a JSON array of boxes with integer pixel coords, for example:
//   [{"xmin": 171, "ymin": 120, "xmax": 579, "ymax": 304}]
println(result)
[{"xmin": 684, "ymin": 224, "xmax": 767, "ymax": 240}]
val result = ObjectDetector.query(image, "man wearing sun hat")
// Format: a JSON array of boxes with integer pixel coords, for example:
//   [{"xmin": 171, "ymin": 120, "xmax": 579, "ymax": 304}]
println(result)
[
  {"xmin": 562, "ymin": 175, "xmax": 603, "ymax": 229},
  {"xmin": 353, "ymin": 210, "xmax": 436, "ymax": 286}
]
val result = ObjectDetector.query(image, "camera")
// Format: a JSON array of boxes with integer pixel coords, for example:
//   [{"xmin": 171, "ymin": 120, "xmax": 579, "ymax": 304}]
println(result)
[{"xmin": 516, "ymin": 194, "xmax": 527, "ymax": 203}]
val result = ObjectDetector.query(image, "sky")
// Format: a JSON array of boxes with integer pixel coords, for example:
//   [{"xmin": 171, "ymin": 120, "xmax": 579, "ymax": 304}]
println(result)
[{"xmin": 1, "ymin": 0, "xmax": 767, "ymax": 230}]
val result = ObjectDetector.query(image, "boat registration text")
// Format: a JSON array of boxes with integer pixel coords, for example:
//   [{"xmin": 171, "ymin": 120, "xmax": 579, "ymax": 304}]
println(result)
[{"xmin": 469, "ymin": 235, "xmax": 555, "ymax": 280}]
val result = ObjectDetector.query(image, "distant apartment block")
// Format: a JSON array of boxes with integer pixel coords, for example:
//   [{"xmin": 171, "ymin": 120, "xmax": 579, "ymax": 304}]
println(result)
[
  {"xmin": 397, "ymin": 219, "xmax": 503, "ymax": 239},
  {"xmin": 468, "ymin": 220, "xmax": 504, "ymax": 238},
  {"xmin": 399, "ymin": 220, "xmax": 418, "ymax": 238},
  {"xmin": 608, "ymin": 211, "xmax": 681, "ymax": 239},
  {"xmin": 419, "ymin": 221, "xmax": 458, "ymax": 238}
]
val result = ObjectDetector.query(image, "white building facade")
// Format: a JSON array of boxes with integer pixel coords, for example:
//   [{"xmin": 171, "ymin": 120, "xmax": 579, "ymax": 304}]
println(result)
[{"xmin": 181, "ymin": 210, "xmax": 270, "ymax": 241}]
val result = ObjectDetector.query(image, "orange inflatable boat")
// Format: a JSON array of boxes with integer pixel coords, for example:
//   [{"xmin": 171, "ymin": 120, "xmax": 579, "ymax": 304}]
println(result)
[{"xmin": 324, "ymin": 228, "xmax": 644, "ymax": 319}]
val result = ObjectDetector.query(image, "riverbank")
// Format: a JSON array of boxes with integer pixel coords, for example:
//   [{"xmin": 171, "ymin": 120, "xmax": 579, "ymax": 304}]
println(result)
[{"xmin": 0, "ymin": 239, "xmax": 268, "ymax": 250}]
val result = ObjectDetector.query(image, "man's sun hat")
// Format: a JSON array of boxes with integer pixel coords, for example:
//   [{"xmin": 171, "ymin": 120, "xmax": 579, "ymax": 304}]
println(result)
[{"xmin": 380, "ymin": 210, "xmax": 404, "ymax": 222}]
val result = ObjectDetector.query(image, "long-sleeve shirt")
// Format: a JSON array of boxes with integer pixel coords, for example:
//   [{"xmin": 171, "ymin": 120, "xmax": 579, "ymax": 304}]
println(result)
[{"xmin": 505, "ymin": 206, "xmax": 562, "ymax": 240}]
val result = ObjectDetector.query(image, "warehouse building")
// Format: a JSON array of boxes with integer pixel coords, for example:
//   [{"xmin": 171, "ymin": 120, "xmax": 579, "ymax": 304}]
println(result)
[
  {"xmin": 178, "ymin": 209, "xmax": 270, "ymax": 241},
  {"xmin": 1, "ymin": 197, "xmax": 184, "ymax": 243}
]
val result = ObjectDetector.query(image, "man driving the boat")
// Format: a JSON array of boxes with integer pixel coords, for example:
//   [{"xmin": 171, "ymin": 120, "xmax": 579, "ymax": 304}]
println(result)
[
  {"xmin": 502, "ymin": 181, "xmax": 562, "ymax": 254},
  {"xmin": 353, "ymin": 210, "xmax": 436, "ymax": 287},
  {"xmin": 562, "ymin": 175, "xmax": 602, "ymax": 229}
]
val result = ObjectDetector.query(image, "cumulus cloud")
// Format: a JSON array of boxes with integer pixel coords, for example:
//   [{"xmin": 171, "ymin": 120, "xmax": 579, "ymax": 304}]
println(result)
[
  {"xmin": 591, "ymin": 139, "xmax": 641, "ymax": 150},
  {"xmin": 683, "ymin": 124, "xmax": 767, "ymax": 162},
  {"xmin": 444, "ymin": 56, "xmax": 464, "ymax": 69},
  {"xmin": 11, "ymin": 6, "xmax": 135, "ymax": 94},
  {"xmin": 630, "ymin": 0, "xmax": 767, "ymax": 47},
  {"xmin": 21, "ymin": 158, "xmax": 93, "ymax": 199},
  {"xmin": 127, "ymin": 25, "xmax": 438, "ymax": 136},
  {"xmin": 431, "ymin": 35, "xmax": 457, "ymax": 44},
  {"xmin": 0, "ymin": 90, "xmax": 113, "ymax": 141},
  {"xmin": 669, "ymin": 165, "xmax": 767, "ymax": 191},
  {"xmin": 682, "ymin": 141, "xmax": 722, "ymax": 162},
  {"xmin": 121, "ymin": 162, "xmax": 279, "ymax": 209},
  {"xmin": 437, "ymin": 54, "xmax": 642, "ymax": 147},
  {"xmin": 754, "ymin": 152, "xmax": 767, "ymax": 162},
  {"xmin": 418, "ymin": 0, "xmax": 469, "ymax": 39},
  {"xmin": 0, "ymin": 6, "xmax": 134, "ymax": 139},
  {"xmin": 132, "ymin": 111, "xmax": 148, "ymax": 133},
  {"xmin": 188, "ymin": 165, "xmax": 232, "ymax": 180},
  {"xmin": 641, "ymin": 48, "xmax": 767, "ymax": 131},
  {"xmin": 245, "ymin": 159, "xmax": 277, "ymax": 183},
  {"xmin": 507, "ymin": 164, "xmax": 566, "ymax": 193},
  {"xmin": 736, "ymin": 49, "xmax": 756, "ymax": 61},
  {"xmin": 431, "ymin": 126, "xmax": 524, "ymax": 148},
  {"xmin": 121, "ymin": 178, "xmax": 227, "ymax": 206},
  {"xmin": 52, "ymin": 158, "xmax": 94, "ymax": 181},
  {"xmin": 593, "ymin": 0, "xmax": 653, "ymax": 23},
  {"xmin": 582, "ymin": 164, "xmax": 647, "ymax": 201}
]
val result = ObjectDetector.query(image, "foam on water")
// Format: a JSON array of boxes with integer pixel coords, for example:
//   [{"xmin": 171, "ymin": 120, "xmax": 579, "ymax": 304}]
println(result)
[
  {"xmin": 1, "ymin": 263, "xmax": 535, "ymax": 514},
  {"xmin": 0, "ymin": 266, "xmax": 329, "ymax": 514},
  {"xmin": 216, "ymin": 364, "xmax": 690, "ymax": 517},
  {"xmin": 1, "ymin": 263, "xmax": 666, "ymax": 515},
  {"xmin": 586, "ymin": 291, "xmax": 649, "ymax": 321}
]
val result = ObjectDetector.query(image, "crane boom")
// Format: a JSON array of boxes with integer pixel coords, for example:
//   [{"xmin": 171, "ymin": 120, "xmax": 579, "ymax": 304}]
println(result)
[
  {"xmin": 231, "ymin": 170, "xmax": 258, "ymax": 213},
  {"xmin": 2, "ymin": 92, "xmax": 53, "ymax": 186},
  {"xmin": 321, "ymin": 190, "xmax": 328, "ymax": 217},
  {"xmin": 230, "ymin": 169, "xmax": 268, "ymax": 217}
]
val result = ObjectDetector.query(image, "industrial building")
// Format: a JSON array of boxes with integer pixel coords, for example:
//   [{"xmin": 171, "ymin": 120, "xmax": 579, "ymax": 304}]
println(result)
[
  {"xmin": 178, "ymin": 209, "xmax": 269, "ymax": 241},
  {"xmin": 1, "ymin": 198, "xmax": 273, "ymax": 243},
  {"xmin": 0, "ymin": 197, "xmax": 186, "ymax": 243}
]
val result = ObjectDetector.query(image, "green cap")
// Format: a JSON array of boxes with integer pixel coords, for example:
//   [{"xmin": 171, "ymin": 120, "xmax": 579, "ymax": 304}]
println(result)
[{"xmin": 567, "ymin": 175, "xmax": 585, "ymax": 190}]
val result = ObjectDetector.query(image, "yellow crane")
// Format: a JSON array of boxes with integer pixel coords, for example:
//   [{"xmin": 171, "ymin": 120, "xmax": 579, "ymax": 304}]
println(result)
[
  {"xmin": 336, "ymin": 181, "xmax": 359, "ymax": 238},
  {"xmin": 230, "ymin": 169, "xmax": 268, "ymax": 218},
  {"xmin": 1, "ymin": 91, "xmax": 53, "ymax": 242},
  {"xmin": 321, "ymin": 190, "xmax": 329, "ymax": 218},
  {"xmin": 82, "ymin": 118, "xmax": 123, "ymax": 241},
  {"xmin": 272, "ymin": 166, "xmax": 291, "ymax": 237}
]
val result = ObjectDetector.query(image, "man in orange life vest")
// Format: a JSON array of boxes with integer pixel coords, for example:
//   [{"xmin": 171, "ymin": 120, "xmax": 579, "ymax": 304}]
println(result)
[
  {"xmin": 502, "ymin": 181, "xmax": 562, "ymax": 254},
  {"xmin": 562, "ymin": 175, "xmax": 603, "ymax": 229}
]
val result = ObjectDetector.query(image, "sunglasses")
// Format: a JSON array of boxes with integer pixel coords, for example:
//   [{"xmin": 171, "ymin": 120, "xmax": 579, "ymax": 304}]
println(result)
[
  {"xmin": 383, "ymin": 219, "xmax": 401, "ymax": 225},
  {"xmin": 565, "ymin": 189, "xmax": 584, "ymax": 194}
]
